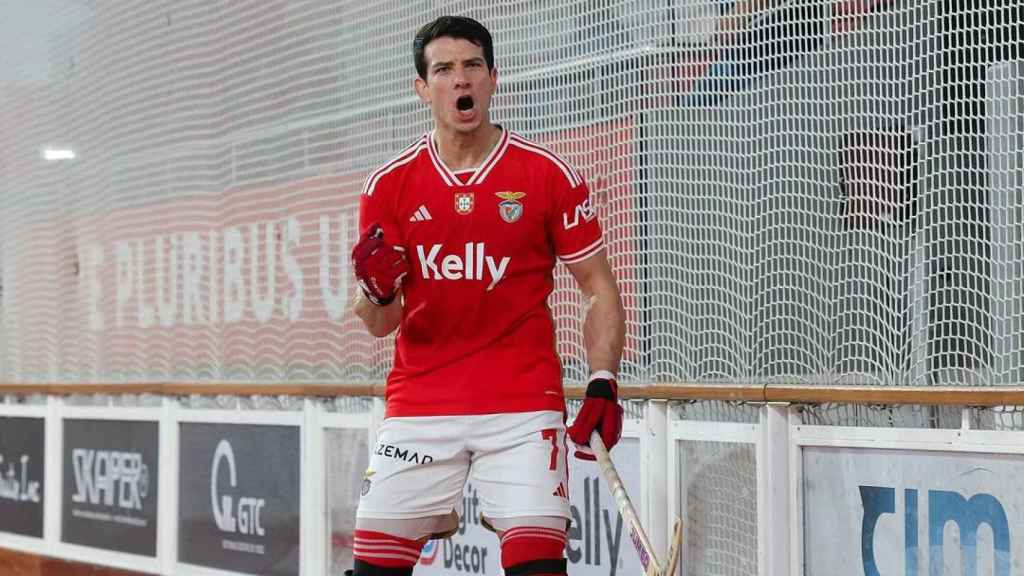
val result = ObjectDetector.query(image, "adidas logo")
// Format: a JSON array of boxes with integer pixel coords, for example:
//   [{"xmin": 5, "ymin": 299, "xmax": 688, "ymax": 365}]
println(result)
[
  {"xmin": 552, "ymin": 482, "xmax": 568, "ymax": 499},
  {"xmin": 410, "ymin": 205, "xmax": 433, "ymax": 222}
]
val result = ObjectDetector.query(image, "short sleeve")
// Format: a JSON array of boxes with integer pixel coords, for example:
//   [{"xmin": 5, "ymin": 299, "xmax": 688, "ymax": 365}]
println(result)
[
  {"xmin": 359, "ymin": 175, "xmax": 402, "ymax": 245},
  {"xmin": 549, "ymin": 175, "xmax": 603, "ymax": 264}
]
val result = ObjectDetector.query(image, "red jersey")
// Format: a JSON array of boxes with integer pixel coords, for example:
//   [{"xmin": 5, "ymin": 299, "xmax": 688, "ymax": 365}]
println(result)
[{"xmin": 360, "ymin": 127, "xmax": 603, "ymax": 417}]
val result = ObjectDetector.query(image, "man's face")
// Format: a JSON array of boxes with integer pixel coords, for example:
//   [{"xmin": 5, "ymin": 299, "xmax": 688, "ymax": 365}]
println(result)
[{"xmin": 415, "ymin": 36, "xmax": 497, "ymax": 135}]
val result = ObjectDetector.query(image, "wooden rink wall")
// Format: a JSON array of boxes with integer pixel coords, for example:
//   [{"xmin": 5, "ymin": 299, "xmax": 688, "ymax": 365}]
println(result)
[{"xmin": 0, "ymin": 547, "xmax": 142, "ymax": 576}]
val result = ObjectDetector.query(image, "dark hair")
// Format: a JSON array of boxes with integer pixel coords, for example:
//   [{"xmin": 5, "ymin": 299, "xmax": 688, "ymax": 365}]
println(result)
[{"xmin": 413, "ymin": 16, "xmax": 494, "ymax": 80}]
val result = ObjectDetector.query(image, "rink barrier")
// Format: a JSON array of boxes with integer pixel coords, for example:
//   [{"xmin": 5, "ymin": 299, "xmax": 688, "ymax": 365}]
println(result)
[{"xmin": 1, "ymin": 383, "xmax": 1024, "ymax": 576}]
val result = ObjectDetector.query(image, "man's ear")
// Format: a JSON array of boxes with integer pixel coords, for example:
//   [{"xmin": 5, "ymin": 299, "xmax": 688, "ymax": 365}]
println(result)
[{"xmin": 414, "ymin": 76, "xmax": 430, "ymax": 104}]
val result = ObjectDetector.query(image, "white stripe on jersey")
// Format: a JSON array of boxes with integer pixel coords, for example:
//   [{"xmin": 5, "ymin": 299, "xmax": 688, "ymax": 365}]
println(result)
[
  {"xmin": 426, "ymin": 130, "xmax": 458, "ymax": 186},
  {"xmin": 428, "ymin": 128, "xmax": 510, "ymax": 187},
  {"xmin": 508, "ymin": 134, "xmax": 583, "ymax": 188},
  {"xmin": 558, "ymin": 237, "xmax": 604, "ymax": 264},
  {"xmin": 362, "ymin": 136, "xmax": 428, "ymax": 196},
  {"xmin": 465, "ymin": 128, "xmax": 510, "ymax": 186}
]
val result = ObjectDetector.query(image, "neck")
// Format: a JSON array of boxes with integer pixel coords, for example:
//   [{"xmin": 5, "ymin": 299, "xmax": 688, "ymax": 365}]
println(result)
[{"xmin": 434, "ymin": 123, "xmax": 501, "ymax": 171}]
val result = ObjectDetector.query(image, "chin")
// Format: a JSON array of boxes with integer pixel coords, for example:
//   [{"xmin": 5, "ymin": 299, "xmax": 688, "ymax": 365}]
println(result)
[{"xmin": 452, "ymin": 120, "xmax": 483, "ymax": 134}]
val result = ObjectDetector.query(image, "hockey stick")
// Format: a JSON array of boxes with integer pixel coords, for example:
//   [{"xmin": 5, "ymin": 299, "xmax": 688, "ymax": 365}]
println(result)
[
  {"xmin": 590, "ymin": 431, "xmax": 684, "ymax": 576},
  {"xmin": 665, "ymin": 516, "xmax": 683, "ymax": 576}
]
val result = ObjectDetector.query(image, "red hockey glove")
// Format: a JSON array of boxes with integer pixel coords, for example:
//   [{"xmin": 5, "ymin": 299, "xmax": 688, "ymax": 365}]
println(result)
[
  {"xmin": 566, "ymin": 371, "xmax": 623, "ymax": 460},
  {"xmin": 351, "ymin": 223, "xmax": 408, "ymax": 306}
]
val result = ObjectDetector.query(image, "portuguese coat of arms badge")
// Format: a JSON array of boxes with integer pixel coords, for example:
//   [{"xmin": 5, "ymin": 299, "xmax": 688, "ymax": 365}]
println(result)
[{"xmin": 454, "ymin": 192, "xmax": 474, "ymax": 215}]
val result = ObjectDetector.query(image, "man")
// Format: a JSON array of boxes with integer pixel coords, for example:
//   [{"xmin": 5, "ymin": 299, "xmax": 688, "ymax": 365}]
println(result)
[{"xmin": 348, "ymin": 15, "xmax": 625, "ymax": 576}]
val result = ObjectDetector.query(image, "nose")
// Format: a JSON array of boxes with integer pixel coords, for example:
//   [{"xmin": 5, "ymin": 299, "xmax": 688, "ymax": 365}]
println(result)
[{"xmin": 453, "ymin": 66, "xmax": 470, "ymax": 88}]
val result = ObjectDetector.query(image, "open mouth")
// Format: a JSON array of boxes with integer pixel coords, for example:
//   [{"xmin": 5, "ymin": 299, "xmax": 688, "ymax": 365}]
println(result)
[{"xmin": 456, "ymin": 95, "xmax": 474, "ymax": 112}]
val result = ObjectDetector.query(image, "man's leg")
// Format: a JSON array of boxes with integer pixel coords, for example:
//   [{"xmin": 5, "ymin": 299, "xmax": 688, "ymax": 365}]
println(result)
[
  {"xmin": 489, "ymin": 516, "xmax": 569, "ymax": 576},
  {"xmin": 352, "ymin": 416, "xmax": 469, "ymax": 574},
  {"xmin": 350, "ymin": 529, "xmax": 423, "ymax": 575},
  {"xmin": 347, "ymin": 514, "xmax": 458, "ymax": 575},
  {"xmin": 469, "ymin": 411, "xmax": 572, "ymax": 576}
]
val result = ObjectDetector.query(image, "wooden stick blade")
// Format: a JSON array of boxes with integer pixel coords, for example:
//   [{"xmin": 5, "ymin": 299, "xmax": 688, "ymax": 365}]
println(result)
[{"xmin": 665, "ymin": 518, "xmax": 683, "ymax": 576}]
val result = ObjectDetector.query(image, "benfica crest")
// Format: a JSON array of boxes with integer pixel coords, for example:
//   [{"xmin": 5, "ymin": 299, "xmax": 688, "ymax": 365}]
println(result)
[
  {"xmin": 495, "ymin": 191, "xmax": 526, "ymax": 223},
  {"xmin": 454, "ymin": 192, "xmax": 474, "ymax": 215}
]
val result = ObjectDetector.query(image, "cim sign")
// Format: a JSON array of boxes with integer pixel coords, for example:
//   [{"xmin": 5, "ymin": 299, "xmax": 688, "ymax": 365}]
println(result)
[
  {"xmin": 804, "ymin": 447, "xmax": 1023, "ymax": 576},
  {"xmin": 861, "ymin": 486, "xmax": 1009, "ymax": 576}
]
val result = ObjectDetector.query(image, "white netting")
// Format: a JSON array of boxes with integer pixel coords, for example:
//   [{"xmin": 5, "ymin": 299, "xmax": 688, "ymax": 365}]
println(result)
[
  {"xmin": 1, "ymin": 2, "xmax": 1022, "ymax": 388},
  {"xmin": 679, "ymin": 439, "xmax": 758, "ymax": 576},
  {"xmin": 1, "ymin": 7, "xmax": 1019, "ymax": 572}
]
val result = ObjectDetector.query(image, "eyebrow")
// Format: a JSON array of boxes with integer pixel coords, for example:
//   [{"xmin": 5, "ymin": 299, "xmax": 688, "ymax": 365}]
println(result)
[{"xmin": 431, "ymin": 57, "xmax": 486, "ymax": 70}]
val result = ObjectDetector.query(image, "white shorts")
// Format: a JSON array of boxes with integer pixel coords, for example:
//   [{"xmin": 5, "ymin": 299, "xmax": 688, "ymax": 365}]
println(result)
[{"xmin": 357, "ymin": 410, "xmax": 570, "ymax": 522}]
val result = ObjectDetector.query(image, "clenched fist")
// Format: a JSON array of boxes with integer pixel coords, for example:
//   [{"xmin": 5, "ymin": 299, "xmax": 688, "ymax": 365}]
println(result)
[{"xmin": 351, "ymin": 223, "xmax": 408, "ymax": 306}]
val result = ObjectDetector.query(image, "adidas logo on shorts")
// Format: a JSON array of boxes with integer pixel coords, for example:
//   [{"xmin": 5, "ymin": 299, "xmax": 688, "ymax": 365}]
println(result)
[{"xmin": 552, "ymin": 482, "xmax": 568, "ymax": 499}]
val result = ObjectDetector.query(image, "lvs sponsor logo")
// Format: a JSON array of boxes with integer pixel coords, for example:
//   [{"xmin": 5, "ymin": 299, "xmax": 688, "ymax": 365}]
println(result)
[
  {"xmin": 71, "ymin": 449, "xmax": 149, "ymax": 509},
  {"xmin": 211, "ymin": 439, "xmax": 266, "ymax": 537},
  {"xmin": 0, "ymin": 453, "xmax": 40, "ymax": 503},
  {"xmin": 562, "ymin": 196, "xmax": 596, "ymax": 230}
]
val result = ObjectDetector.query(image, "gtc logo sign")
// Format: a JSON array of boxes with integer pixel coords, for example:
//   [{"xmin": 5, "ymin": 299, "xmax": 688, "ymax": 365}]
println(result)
[
  {"xmin": 211, "ymin": 440, "xmax": 266, "ymax": 536},
  {"xmin": 860, "ymin": 486, "xmax": 1010, "ymax": 576},
  {"xmin": 71, "ymin": 449, "xmax": 149, "ymax": 510}
]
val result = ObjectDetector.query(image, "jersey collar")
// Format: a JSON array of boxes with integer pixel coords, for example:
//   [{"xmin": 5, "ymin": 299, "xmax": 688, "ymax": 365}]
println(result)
[{"xmin": 426, "ymin": 127, "xmax": 510, "ymax": 187}]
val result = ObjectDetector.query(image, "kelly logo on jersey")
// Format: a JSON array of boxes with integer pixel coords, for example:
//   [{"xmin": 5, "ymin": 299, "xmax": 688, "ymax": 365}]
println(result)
[{"xmin": 416, "ymin": 242, "xmax": 510, "ymax": 291}]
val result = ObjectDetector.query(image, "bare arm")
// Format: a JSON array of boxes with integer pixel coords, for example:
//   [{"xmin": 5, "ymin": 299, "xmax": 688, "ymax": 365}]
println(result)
[
  {"xmin": 565, "ymin": 250, "xmax": 625, "ymax": 374},
  {"xmin": 353, "ymin": 290, "xmax": 403, "ymax": 337}
]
